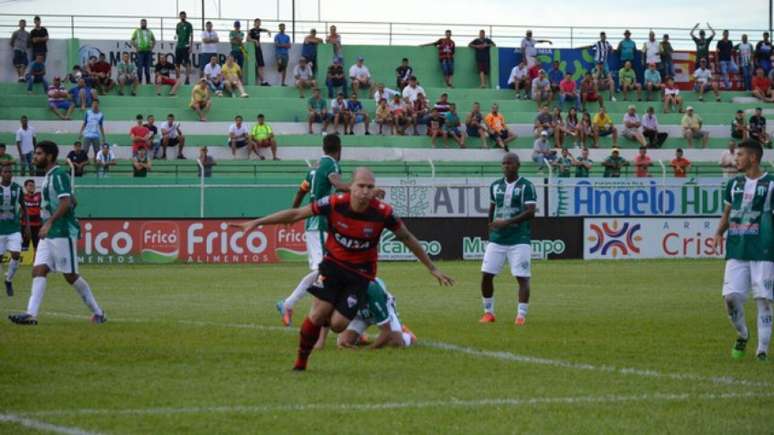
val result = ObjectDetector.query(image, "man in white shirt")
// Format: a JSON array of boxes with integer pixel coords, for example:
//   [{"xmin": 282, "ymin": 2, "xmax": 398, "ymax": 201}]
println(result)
[
  {"xmin": 507, "ymin": 61, "xmax": 530, "ymax": 99},
  {"xmin": 520, "ymin": 30, "xmax": 552, "ymax": 67},
  {"xmin": 693, "ymin": 58, "xmax": 720, "ymax": 102},
  {"xmin": 642, "ymin": 31, "xmax": 661, "ymax": 71},
  {"xmin": 349, "ymin": 57, "xmax": 372, "ymax": 94},
  {"xmin": 401, "ymin": 76, "xmax": 425, "ymax": 103},
  {"xmin": 202, "ymin": 55, "xmax": 224, "ymax": 96},
  {"xmin": 96, "ymin": 143, "xmax": 116, "ymax": 176},
  {"xmin": 160, "ymin": 114, "xmax": 186, "ymax": 159},
  {"xmin": 736, "ymin": 34, "xmax": 753, "ymax": 91},
  {"xmin": 293, "ymin": 57, "xmax": 316, "ymax": 98},
  {"xmin": 228, "ymin": 115, "xmax": 250, "ymax": 158},
  {"xmin": 622, "ymin": 105, "xmax": 647, "ymax": 146},
  {"xmin": 199, "ymin": 21, "xmax": 219, "ymax": 77},
  {"xmin": 373, "ymin": 83, "xmax": 399, "ymax": 104},
  {"xmin": 719, "ymin": 140, "xmax": 738, "ymax": 177},
  {"xmin": 15, "ymin": 115, "xmax": 36, "ymax": 176}
]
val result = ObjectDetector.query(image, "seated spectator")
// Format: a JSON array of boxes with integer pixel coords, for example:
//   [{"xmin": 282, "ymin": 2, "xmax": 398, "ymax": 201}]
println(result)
[
  {"xmin": 581, "ymin": 72, "xmax": 603, "ymax": 111},
  {"xmin": 752, "ymin": 67, "xmax": 774, "ymax": 102},
  {"xmin": 0, "ymin": 144, "xmax": 15, "ymax": 167},
  {"xmin": 532, "ymin": 131, "xmax": 554, "ymax": 169},
  {"xmin": 552, "ymin": 107, "xmax": 566, "ymax": 148},
  {"xmin": 401, "ymin": 76, "xmax": 425, "ymax": 103},
  {"xmin": 228, "ymin": 115, "xmax": 250, "ymax": 157},
  {"xmin": 663, "ymin": 77, "xmax": 684, "ymax": 113},
  {"xmin": 117, "ymin": 52, "xmax": 139, "ymax": 96},
  {"xmin": 719, "ymin": 141, "xmax": 737, "ymax": 176},
  {"xmin": 154, "ymin": 56, "xmax": 181, "ymax": 96},
  {"xmin": 731, "ymin": 109, "xmax": 749, "ymax": 140},
  {"xmin": 592, "ymin": 61, "xmax": 616, "ymax": 101},
  {"xmin": 160, "ymin": 113, "xmax": 186, "ymax": 159},
  {"xmin": 84, "ymin": 56, "xmax": 98, "ymax": 84},
  {"xmin": 434, "ymin": 93, "xmax": 451, "ymax": 113},
  {"xmin": 622, "ymin": 105, "xmax": 647, "ymax": 146},
  {"xmin": 144, "ymin": 114, "xmax": 160, "ymax": 159},
  {"xmin": 484, "ymin": 104, "xmax": 516, "ymax": 151},
  {"xmin": 633, "ymin": 146, "xmax": 652, "ymax": 177},
  {"xmin": 221, "ymin": 55, "xmax": 248, "ymax": 98},
  {"xmin": 573, "ymin": 146, "xmax": 593, "ymax": 177},
  {"xmin": 330, "ymin": 93, "xmax": 350, "ymax": 135},
  {"xmin": 749, "ymin": 107, "xmax": 772, "ymax": 147},
  {"xmin": 465, "ymin": 102, "xmax": 488, "ymax": 148},
  {"xmin": 693, "ymin": 58, "xmax": 720, "ymax": 102},
  {"xmin": 642, "ymin": 106, "xmax": 667, "ymax": 148},
  {"xmin": 66, "ymin": 141, "xmax": 89, "ymax": 176},
  {"xmin": 26, "ymin": 54, "xmax": 48, "ymax": 94},
  {"xmin": 203, "ymin": 55, "xmax": 224, "ymax": 96},
  {"xmin": 307, "ymin": 88, "xmax": 330, "ymax": 134},
  {"xmin": 410, "ymin": 93, "xmax": 430, "ymax": 135},
  {"xmin": 531, "ymin": 70, "xmax": 552, "ymax": 108},
  {"xmin": 375, "ymin": 98, "xmax": 394, "ymax": 135},
  {"xmin": 80, "ymin": 99, "xmax": 106, "ymax": 160},
  {"xmin": 671, "ymin": 148, "xmax": 691, "ymax": 177},
  {"xmin": 95, "ymin": 143, "xmax": 116, "ymax": 176},
  {"xmin": 602, "ymin": 148, "xmax": 628, "ymax": 177},
  {"xmin": 250, "ymin": 114, "xmax": 279, "ymax": 160},
  {"xmin": 132, "ymin": 147, "xmax": 152, "ymax": 177},
  {"xmin": 349, "ymin": 57, "xmax": 373, "ymax": 95},
  {"xmin": 47, "ymin": 77, "xmax": 74, "ymax": 120},
  {"xmin": 553, "ymin": 148, "xmax": 573, "ymax": 177},
  {"xmin": 559, "ymin": 72, "xmax": 581, "ymax": 110},
  {"xmin": 374, "ymin": 83, "xmax": 399, "ymax": 104},
  {"xmin": 91, "ymin": 53, "xmax": 114, "ymax": 95},
  {"xmin": 563, "ymin": 107, "xmax": 580, "ymax": 147},
  {"xmin": 442, "ymin": 103, "xmax": 464, "ymax": 148},
  {"xmin": 130, "ymin": 114, "xmax": 151, "ymax": 156},
  {"xmin": 69, "ymin": 78, "xmax": 97, "ymax": 111},
  {"xmin": 66, "ymin": 65, "xmax": 83, "ymax": 85},
  {"xmin": 395, "ymin": 58, "xmax": 413, "ymax": 90},
  {"xmin": 346, "ymin": 93, "xmax": 371, "ymax": 135},
  {"xmin": 618, "ymin": 61, "xmax": 642, "ymax": 101},
  {"xmin": 643, "ymin": 63, "xmax": 662, "ymax": 101},
  {"xmin": 326, "ymin": 58, "xmax": 347, "ymax": 98},
  {"xmin": 15, "ymin": 115, "xmax": 35, "ymax": 176},
  {"xmin": 507, "ymin": 61, "xmax": 530, "ymax": 99},
  {"xmin": 547, "ymin": 61, "xmax": 564, "ymax": 95},
  {"xmin": 427, "ymin": 108, "xmax": 445, "ymax": 146},
  {"xmin": 389, "ymin": 94, "xmax": 409, "ymax": 135},
  {"xmin": 592, "ymin": 107, "xmax": 618, "ymax": 148},
  {"xmin": 681, "ymin": 106, "xmax": 709, "ymax": 148},
  {"xmin": 197, "ymin": 146, "xmax": 216, "ymax": 177},
  {"xmin": 189, "ymin": 78, "xmax": 212, "ymax": 122},
  {"xmin": 579, "ymin": 111, "xmax": 594, "ymax": 148},
  {"xmin": 293, "ymin": 57, "xmax": 317, "ymax": 98}
]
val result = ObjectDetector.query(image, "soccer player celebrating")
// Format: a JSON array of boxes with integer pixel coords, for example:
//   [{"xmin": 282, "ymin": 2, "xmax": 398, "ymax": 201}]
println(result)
[
  {"xmin": 0, "ymin": 166, "xmax": 30, "ymax": 296},
  {"xmin": 713, "ymin": 139, "xmax": 773, "ymax": 361},
  {"xmin": 233, "ymin": 167, "xmax": 453, "ymax": 371},
  {"xmin": 479, "ymin": 153, "xmax": 537, "ymax": 325},
  {"xmin": 276, "ymin": 135, "xmax": 349, "ymax": 326},
  {"xmin": 9, "ymin": 141, "xmax": 106, "ymax": 325}
]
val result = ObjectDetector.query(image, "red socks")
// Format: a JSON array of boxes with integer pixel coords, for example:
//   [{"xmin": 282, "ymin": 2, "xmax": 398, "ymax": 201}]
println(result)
[{"xmin": 294, "ymin": 316, "xmax": 322, "ymax": 371}]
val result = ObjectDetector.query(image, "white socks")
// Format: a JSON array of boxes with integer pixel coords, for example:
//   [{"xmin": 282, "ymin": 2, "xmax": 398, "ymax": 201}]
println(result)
[
  {"xmin": 756, "ymin": 298, "xmax": 772, "ymax": 355},
  {"xmin": 6, "ymin": 258, "xmax": 19, "ymax": 282},
  {"xmin": 26, "ymin": 277, "xmax": 47, "ymax": 317},
  {"xmin": 402, "ymin": 332, "xmax": 414, "ymax": 347},
  {"xmin": 482, "ymin": 297, "xmax": 494, "ymax": 314},
  {"xmin": 725, "ymin": 293, "xmax": 749, "ymax": 340},
  {"xmin": 72, "ymin": 277, "xmax": 103, "ymax": 316},
  {"xmin": 285, "ymin": 271, "xmax": 318, "ymax": 309},
  {"xmin": 517, "ymin": 303, "xmax": 529, "ymax": 319}
]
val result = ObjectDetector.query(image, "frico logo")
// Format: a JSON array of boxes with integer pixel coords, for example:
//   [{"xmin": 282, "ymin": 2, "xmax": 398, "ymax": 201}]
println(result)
[
  {"xmin": 587, "ymin": 220, "xmax": 642, "ymax": 258},
  {"xmin": 141, "ymin": 221, "xmax": 180, "ymax": 263}
]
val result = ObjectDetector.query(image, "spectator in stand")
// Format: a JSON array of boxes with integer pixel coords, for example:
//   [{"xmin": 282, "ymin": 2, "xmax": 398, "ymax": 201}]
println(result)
[
  {"xmin": 579, "ymin": 112, "xmax": 594, "ymax": 148},
  {"xmin": 642, "ymin": 32, "xmax": 660, "ymax": 74},
  {"xmin": 26, "ymin": 54, "xmax": 47, "ymax": 94},
  {"xmin": 531, "ymin": 70, "xmax": 552, "ymax": 108},
  {"xmin": 427, "ymin": 108, "xmax": 444, "ymax": 146},
  {"xmin": 197, "ymin": 146, "xmax": 216, "ymax": 177},
  {"xmin": 326, "ymin": 58, "xmax": 347, "ymax": 98},
  {"xmin": 592, "ymin": 61, "xmax": 616, "ymax": 101},
  {"xmin": 294, "ymin": 57, "xmax": 317, "ymax": 98},
  {"xmin": 69, "ymin": 78, "xmax": 96, "ymax": 111},
  {"xmin": 29, "ymin": 16, "xmax": 48, "ymax": 61},
  {"xmin": 663, "ymin": 76, "xmax": 684, "ymax": 113},
  {"xmin": 622, "ymin": 105, "xmax": 647, "ymax": 146},
  {"xmin": 302, "ymin": 29, "xmax": 322, "ymax": 75},
  {"xmin": 469, "ymin": 30, "xmax": 495, "ymax": 88},
  {"xmin": 80, "ymin": 100, "xmax": 106, "ymax": 160},
  {"xmin": 484, "ymin": 104, "xmax": 516, "ymax": 151},
  {"xmin": 200, "ymin": 21, "xmax": 219, "ymax": 78},
  {"xmin": 160, "ymin": 114, "xmax": 185, "ymax": 159},
  {"xmin": 602, "ymin": 148, "xmax": 628, "ymax": 178},
  {"xmin": 0, "ymin": 144, "xmax": 13, "ymax": 168},
  {"xmin": 203, "ymin": 55, "xmax": 224, "ymax": 96},
  {"xmin": 346, "ymin": 93, "xmax": 371, "ymax": 135},
  {"xmin": 144, "ymin": 114, "xmax": 160, "ymax": 159},
  {"xmin": 552, "ymin": 107, "xmax": 565, "ymax": 148},
  {"xmin": 395, "ymin": 58, "xmax": 413, "ymax": 90},
  {"xmin": 131, "ymin": 19, "xmax": 155, "ymax": 84},
  {"xmin": 442, "ymin": 103, "xmax": 464, "ymax": 148},
  {"xmin": 731, "ymin": 110, "xmax": 749, "ymax": 140},
  {"xmin": 643, "ymin": 63, "xmax": 662, "ymax": 101},
  {"xmin": 660, "ymin": 34, "xmax": 674, "ymax": 79},
  {"xmin": 154, "ymin": 55, "xmax": 181, "ymax": 96},
  {"xmin": 465, "ymin": 102, "xmax": 488, "ymax": 148},
  {"xmin": 401, "ymin": 76, "xmax": 425, "ymax": 103},
  {"xmin": 228, "ymin": 115, "xmax": 250, "ymax": 158},
  {"xmin": 373, "ymin": 83, "xmax": 396, "ymax": 104},
  {"xmin": 326, "ymin": 25, "xmax": 343, "ymax": 64},
  {"xmin": 559, "ymin": 71, "xmax": 581, "ymax": 110},
  {"xmin": 642, "ymin": 106, "xmax": 667, "ymax": 148},
  {"xmin": 563, "ymin": 107, "xmax": 580, "ymax": 147},
  {"xmin": 21, "ymin": 179, "xmax": 41, "ymax": 250},
  {"xmin": 751, "ymin": 67, "xmax": 774, "ymax": 102},
  {"xmin": 433, "ymin": 92, "xmax": 451, "ymax": 113},
  {"xmin": 520, "ymin": 30, "xmax": 552, "ymax": 67},
  {"xmin": 95, "ymin": 144, "xmax": 116, "ymax": 176},
  {"xmin": 132, "ymin": 147, "xmax": 152, "ymax": 177},
  {"xmin": 633, "ymin": 146, "xmax": 652, "ymax": 177},
  {"xmin": 174, "ymin": 12, "xmax": 194, "ymax": 85},
  {"xmin": 15, "ymin": 115, "xmax": 36, "ymax": 175},
  {"xmin": 590, "ymin": 32, "xmax": 613, "ymax": 69},
  {"xmin": 507, "ymin": 60, "xmax": 530, "ymax": 100},
  {"xmin": 532, "ymin": 131, "xmax": 554, "ymax": 169},
  {"xmin": 349, "ymin": 57, "xmax": 373, "ymax": 95},
  {"xmin": 716, "ymin": 30, "xmax": 738, "ymax": 89},
  {"xmin": 553, "ymin": 148, "xmax": 573, "ymax": 177},
  {"xmin": 671, "ymin": 148, "xmax": 691, "ymax": 177},
  {"xmin": 574, "ymin": 147, "xmax": 593, "ymax": 177},
  {"xmin": 307, "ymin": 88, "xmax": 330, "ymax": 134},
  {"xmin": 250, "ymin": 115, "xmax": 282, "ymax": 160},
  {"xmin": 592, "ymin": 106, "xmax": 618, "ymax": 148},
  {"xmin": 274, "ymin": 23, "xmax": 291, "ymax": 86},
  {"xmin": 389, "ymin": 95, "xmax": 409, "ymax": 135},
  {"xmin": 91, "ymin": 53, "xmax": 114, "ymax": 95},
  {"xmin": 66, "ymin": 141, "xmax": 89, "ymax": 177},
  {"xmin": 737, "ymin": 34, "xmax": 754, "ymax": 91},
  {"xmin": 533, "ymin": 105, "xmax": 555, "ymax": 139},
  {"xmin": 190, "ymin": 78, "xmax": 212, "ymax": 122},
  {"xmin": 221, "ymin": 54, "xmax": 248, "ymax": 98},
  {"xmin": 47, "ymin": 77, "xmax": 74, "ymax": 120},
  {"xmin": 681, "ymin": 106, "xmax": 709, "ymax": 148},
  {"xmin": 10, "ymin": 19, "xmax": 30, "ymax": 82},
  {"xmin": 619, "ymin": 61, "xmax": 642, "ymax": 101},
  {"xmin": 130, "ymin": 114, "xmax": 151, "ymax": 157},
  {"xmin": 117, "ymin": 52, "xmax": 139, "ymax": 96},
  {"xmin": 411, "ymin": 93, "xmax": 430, "ymax": 135},
  {"xmin": 691, "ymin": 23, "xmax": 715, "ymax": 66},
  {"xmin": 719, "ymin": 141, "xmax": 738, "ymax": 176},
  {"xmin": 66, "ymin": 65, "xmax": 83, "ymax": 85},
  {"xmin": 547, "ymin": 61, "xmax": 564, "ymax": 95},
  {"xmin": 375, "ymin": 98, "xmax": 393, "ymax": 135},
  {"xmin": 756, "ymin": 32, "xmax": 773, "ymax": 74},
  {"xmin": 617, "ymin": 30, "xmax": 637, "ymax": 72},
  {"xmin": 330, "ymin": 92, "xmax": 350, "ymax": 134},
  {"xmin": 229, "ymin": 21, "xmax": 246, "ymax": 68},
  {"xmin": 693, "ymin": 58, "xmax": 720, "ymax": 102},
  {"xmin": 581, "ymin": 71, "xmax": 603, "ymax": 111},
  {"xmin": 749, "ymin": 107, "xmax": 772, "ymax": 147},
  {"xmin": 423, "ymin": 30, "xmax": 456, "ymax": 88},
  {"xmin": 246, "ymin": 18, "xmax": 270, "ymax": 86},
  {"xmin": 84, "ymin": 55, "xmax": 98, "ymax": 85}
]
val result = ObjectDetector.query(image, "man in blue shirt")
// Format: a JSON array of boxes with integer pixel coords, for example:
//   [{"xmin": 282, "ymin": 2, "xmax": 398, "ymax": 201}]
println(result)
[
  {"xmin": 69, "ymin": 78, "xmax": 96, "ymax": 111},
  {"xmin": 345, "ymin": 93, "xmax": 371, "ymax": 135},
  {"xmin": 79, "ymin": 99, "xmax": 105, "ymax": 161},
  {"xmin": 26, "ymin": 54, "xmax": 47, "ymax": 94},
  {"xmin": 547, "ymin": 60, "xmax": 564, "ymax": 97},
  {"xmin": 617, "ymin": 30, "xmax": 638, "ymax": 76},
  {"xmin": 274, "ymin": 23, "xmax": 291, "ymax": 86}
]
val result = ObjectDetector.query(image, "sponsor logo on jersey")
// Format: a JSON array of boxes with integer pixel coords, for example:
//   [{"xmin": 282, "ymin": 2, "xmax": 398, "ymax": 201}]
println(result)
[{"xmin": 334, "ymin": 232, "xmax": 371, "ymax": 250}]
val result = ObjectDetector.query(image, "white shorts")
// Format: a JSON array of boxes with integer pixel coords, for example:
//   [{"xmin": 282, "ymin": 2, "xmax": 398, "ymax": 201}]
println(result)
[
  {"xmin": 346, "ymin": 296, "xmax": 402, "ymax": 335},
  {"xmin": 623, "ymin": 128, "xmax": 641, "ymax": 139},
  {"xmin": 306, "ymin": 230, "xmax": 325, "ymax": 271},
  {"xmin": 34, "ymin": 237, "xmax": 79, "ymax": 274},
  {"xmin": 481, "ymin": 242, "xmax": 531, "ymax": 277},
  {"xmin": 0, "ymin": 232, "xmax": 22, "ymax": 253},
  {"xmin": 722, "ymin": 260, "xmax": 774, "ymax": 301}
]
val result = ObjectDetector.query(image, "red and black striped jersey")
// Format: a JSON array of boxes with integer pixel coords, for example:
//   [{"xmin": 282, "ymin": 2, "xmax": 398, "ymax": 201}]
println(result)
[{"xmin": 311, "ymin": 192, "xmax": 402, "ymax": 279}]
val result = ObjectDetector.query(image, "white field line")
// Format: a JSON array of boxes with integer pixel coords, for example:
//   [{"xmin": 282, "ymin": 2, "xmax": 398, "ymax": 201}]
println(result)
[
  {"xmin": 16, "ymin": 391, "xmax": 774, "ymax": 418},
  {"xmin": 0, "ymin": 413, "xmax": 102, "ymax": 435}
]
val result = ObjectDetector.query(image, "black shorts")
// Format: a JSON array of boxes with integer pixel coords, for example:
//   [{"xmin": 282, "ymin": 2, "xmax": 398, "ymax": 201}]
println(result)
[
  {"xmin": 255, "ymin": 46, "xmax": 265, "ymax": 67},
  {"xmin": 13, "ymin": 49, "xmax": 28, "ymax": 66},
  {"xmin": 234, "ymin": 140, "xmax": 248, "ymax": 148},
  {"xmin": 175, "ymin": 47, "xmax": 191, "ymax": 66},
  {"xmin": 308, "ymin": 259, "xmax": 370, "ymax": 320},
  {"xmin": 165, "ymin": 137, "xmax": 180, "ymax": 146},
  {"xmin": 477, "ymin": 60, "xmax": 490, "ymax": 74}
]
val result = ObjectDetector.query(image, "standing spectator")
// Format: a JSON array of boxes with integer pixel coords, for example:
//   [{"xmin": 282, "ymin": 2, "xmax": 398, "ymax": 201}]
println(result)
[
  {"xmin": 197, "ymin": 146, "xmax": 216, "ymax": 177},
  {"xmin": 199, "ymin": 21, "xmax": 220, "ymax": 78},
  {"xmin": 691, "ymin": 23, "xmax": 715, "ymax": 66},
  {"xmin": 592, "ymin": 106, "xmax": 618, "ymax": 148},
  {"xmin": 581, "ymin": 71, "xmax": 603, "ymax": 111},
  {"xmin": 10, "ymin": 19, "xmax": 30, "ymax": 82},
  {"xmin": 671, "ymin": 148, "xmax": 691, "ymax": 177},
  {"xmin": 132, "ymin": 147, "xmax": 151, "ymax": 177},
  {"xmin": 719, "ymin": 141, "xmax": 738, "ymax": 176},
  {"xmin": 592, "ymin": 61, "xmax": 616, "ymax": 101},
  {"xmin": 246, "ymin": 18, "xmax": 270, "ymax": 86},
  {"xmin": 330, "ymin": 93, "xmax": 350, "ymax": 134},
  {"xmin": 716, "ymin": 30, "xmax": 738, "ymax": 89},
  {"xmin": 189, "ymin": 78, "xmax": 212, "ymax": 122},
  {"xmin": 131, "ymin": 19, "xmax": 155, "ymax": 84},
  {"xmin": 616, "ymin": 30, "xmax": 637, "ymax": 70},
  {"xmin": 520, "ymin": 30, "xmax": 552, "ymax": 67},
  {"xmin": 29, "ymin": 16, "xmax": 48, "ymax": 61},
  {"xmin": 693, "ymin": 58, "xmax": 720, "ymax": 102},
  {"xmin": 80, "ymin": 100, "xmax": 106, "ymax": 161},
  {"xmin": 26, "ymin": 54, "xmax": 47, "ymax": 94},
  {"xmin": 47, "ymin": 77, "xmax": 74, "ymax": 120},
  {"xmin": 325, "ymin": 58, "xmax": 347, "ymax": 98},
  {"xmin": 307, "ymin": 88, "xmax": 330, "ymax": 134},
  {"xmin": 642, "ymin": 106, "xmax": 667, "ymax": 148},
  {"xmin": 326, "ymin": 25, "xmax": 343, "ymax": 64},
  {"xmin": 274, "ymin": 23, "xmax": 292, "ymax": 86},
  {"xmin": 174, "ymin": 11, "xmax": 194, "ymax": 85},
  {"xmin": 302, "ymin": 29, "xmax": 322, "ymax": 75},
  {"xmin": 130, "ymin": 114, "xmax": 151, "ymax": 156},
  {"xmin": 618, "ymin": 61, "xmax": 642, "ymax": 101},
  {"xmin": 375, "ymin": 98, "xmax": 393, "ymax": 135},
  {"xmin": 749, "ymin": 107, "xmax": 772, "ymax": 147},
  {"xmin": 633, "ymin": 146, "xmax": 652, "ymax": 177},
  {"xmin": 465, "ymin": 102, "xmax": 488, "ymax": 148},
  {"xmin": 663, "ymin": 77, "xmax": 684, "ymax": 113},
  {"xmin": 532, "ymin": 131, "xmax": 553, "ymax": 169},
  {"xmin": 531, "ymin": 70, "xmax": 552, "ymax": 108},
  {"xmin": 221, "ymin": 55, "xmax": 249, "ymax": 98},
  {"xmin": 95, "ymin": 143, "xmax": 116, "ymax": 176},
  {"xmin": 21, "ymin": 179, "xmax": 41, "ymax": 251},
  {"xmin": 574, "ymin": 147, "xmax": 593, "ymax": 177},
  {"xmin": 346, "ymin": 93, "xmax": 371, "ymax": 135},
  {"xmin": 681, "ymin": 107, "xmax": 709, "ymax": 148},
  {"xmin": 117, "ymin": 52, "xmax": 139, "ymax": 96},
  {"xmin": 643, "ymin": 63, "xmax": 662, "ymax": 101},
  {"xmin": 15, "ymin": 115, "xmax": 36, "ymax": 176},
  {"xmin": 228, "ymin": 115, "xmax": 250, "ymax": 157},
  {"xmin": 294, "ymin": 57, "xmax": 317, "ymax": 98},
  {"xmin": 154, "ymin": 55, "xmax": 181, "ymax": 96},
  {"xmin": 559, "ymin": 72, "xmax": 581, "ymax": 110},
  {"xmin": 91, "ymin": 53, "xmax": 114, "ymax": 95},
  {"xmin": 203, "ymin": 55, "xmax": 224, "ymax": 96},
  {"xmin": 755, "ymin": 32, "xmax": 772, "ymax": 74},
  {"xmin": 602, "ymin": 148, "xmax": 628, "ymax": 178},
  {"xmin": 547, "ymin": 61, "xmax": 563, "ymax": 95},
  {"xmin": 751, "ymin": 67, "xmax": 774, "ymax": 102},
  {"xmin": 659, "ymin": 34, "xmax": 674, "ymax": 79},
  {"xmin": 423, "ymin": 30, "xmax": 455, "ymax": 88},
  {"xmin": 507, "ymin": 60, "xmax": 530, "ymax": 99},
  {"xmin": 590, "ymin": 32, "xmax": 613, "ymax": 68},
  {"xmin": 731, "ymin": 110, "xmax": 749, "ymax": 140},
  {"xmin": 484, "ymin": 104, "xmax": 516, "ymax": 151},
  {"xmin": 736, "ymin": 34, "xmax": 753, "ymax": 91},
  {"xmin": 469, "ymin": 30, "xmax": 495, "ymax": 88},
  {"xmin": 349, "ymin": 57, "xmax": 373, "ymax": 95},
  {"xmin": 401, "ymin": 76, "xmax": 425, "ymax": 103},
  {"xmin": 395, "ymin": 58, "xmax": 413, "ymax": 90},
  {"xmin": 442, "ymin": 103, "xmax": 464, "ymax": 148},
  {"xmin": 160, "ymin": 114, "xmax": 186, "ymax": 159},
  {"xmin": 144, "ymin": 114, "xmax": 160, "ymax": 159},
  {"xmin": 229, "ymin": 21, "xmax": 246, "ymax": 68},
  {"xmin": 66, "ymin": 141, "xmax": 89, "ymax": 177},
  {"xmin": 0, "ymin": 144, "xmax": 15, "ymax": 167},
  {"xmin": 642, "ymin": 31, "xmax": 660, "ymax": 73},
  {"xmin": 622, "ymin": 105, "xmax": 647, "ymax": 146}
]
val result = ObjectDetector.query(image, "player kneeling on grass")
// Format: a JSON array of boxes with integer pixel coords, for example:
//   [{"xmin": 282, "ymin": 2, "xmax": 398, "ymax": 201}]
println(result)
[
  {"xmin": 712, "ymin": 139, "xmax": 773, "ymax": 361},
  {"xmin": 480, "ymin": 153, "xmax": 536, "ymax": 326},
  {"xmin": 0, "ymin": 166, "xmax": 31, "ymax": 296},
  {"xmin": 9, "ymin": 141, "xmax": 106, "ymax": 325}
]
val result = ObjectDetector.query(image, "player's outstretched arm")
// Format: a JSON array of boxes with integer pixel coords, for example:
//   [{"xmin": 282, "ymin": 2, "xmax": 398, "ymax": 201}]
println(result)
[
  {"xmin": 393, "ymin": 225, "xmax": 454, "ymax": 286},
  {"xmin": 368, "ymin": 325, "xmax": 402, "ymax": 349},
  {"xmin": 230, "ymin": 205, "xmax": 314, "ymax": 233}
]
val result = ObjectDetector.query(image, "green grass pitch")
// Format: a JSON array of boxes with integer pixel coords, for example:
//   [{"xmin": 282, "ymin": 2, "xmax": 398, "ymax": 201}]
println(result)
[{"xmin": 1, "ymin": 260, "xmax": 773, "ymax": 434}]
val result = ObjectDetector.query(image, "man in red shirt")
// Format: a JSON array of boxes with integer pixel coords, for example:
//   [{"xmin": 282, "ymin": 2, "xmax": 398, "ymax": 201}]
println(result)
[
  {"xmin": 671, "ymin": 148, "xmax": 691, "ymax": 177},
  {"xmin": 129, "ymin": 114, "xmax": 151, "ymax": 155},
  {"xmin": 633, "ymin": 146, "xmax": 652, "ymax": 177},
  {"xmin": 21, "ymin": 179, "xmax": 41, "ymax": 251},
  {"xmin": 423, "ymin": 30, "xmax": 456, "ymax": 88},
  {"xmin": 559, "ymin": 71, "xmax": 580, "ymax": 110},
  {"xmin": 91, "ymin": 53, "xmax": 114, "ymax": 95},
  {"xmin": 751, "ymin": 67, "xmax": 774, "ymax": 102},
  {"xmin": 233, "ymin": 167, "xmax": 453, "ymax": 371}
]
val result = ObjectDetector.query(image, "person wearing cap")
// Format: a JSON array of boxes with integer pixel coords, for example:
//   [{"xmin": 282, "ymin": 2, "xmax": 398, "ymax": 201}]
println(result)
[
  {"xmin": 395, "ymin": 58, "xmax": 413, "ymax": 90},
  {"xmin": 592, "ymin": 106, "xmax": 618, "ymax": 148},
  {"xmin": 618, "ymin": 61, "xmax": 641, "ymax": 101},
  {"xmin": 659, "ymin": 34, "xmax": 674, "ymax": 79},
  {"xmin": 531, "ymin": 70, "xmax": 552, "ymax": 108},
  {"xmin": 422, "ymin": 30, "xmax": 456, "ymax": 88},
  {"xmin": 221, "ymin": 54, "xmax": 249, "ymax": 98},
  {"xmin": 642, "ymin": 106, "xmax": 667, "ymax": 148},
  {"xmin": 348, "ymin": 57, "xmax": 373, "ymax": 95},
  {"xmin": 26, "ymin": 53, "xmax": 47, "ymax": 94},
  {"xmin": 751, "ymin": 67, "xmax": 774, "ymax": 102},
  {"xmin": 250, "ymin": 114, "xmax": 279, "ymax": 160},
  {"xmin": 229, "ymin": 21, "xmax": 245, "ymax": 68},
  {"xmin": 469, "ymin": 29, "xmax": 496, "ymax": 88},
  {"xmin": 246, "ymin": 18, "xmax": 271, "ymax": 86},
  {"xmin": 532, "ymin": 130, "xmax": 553, "ymax": 169},
  {"xmin": 731, "ymin": 110, "xmax": 749, "ymax": 140},
  {"xmin": 670, "ymin": 148, "xmax": 691, "ymax": 177},
  {"xmin": 592, "ymin": 61, "xmax": 615, "ymax": 102},
  {"xmin": 749, "ymin": 107, "xmax": 772, "ymax": 147},
  {"xmin": 189, "ymin": 79, "xmax": 211, "ymax": 122},
  {"xmin": 95, "ymin": 143, "xmax": 116, "ymax": 177},
  {"xmin": 633, "ymin": 146, "xmax": 652, "ymax": 177},
  {"xmin": 642, "ymin": 32, "xmax": 661, "ymax": 72},
  {"xmin": 622, "ymin": 105, "xmax": 647, "ymax": 146},
  {"xmin": 131, "ymin": 19, "xmax": 155, "ymax": 85},
  {"xmin": 681, "ymin": 106, "xmax": 709, "ymax": 148},
  {"xmin": 616, "ymin": 30, "xmax": 637, "ymax": 67},
  {"xmin": 46, "ymin": 76, "xmax": 74, "ymax": 120},
  {"xmin": 302, "ymin": 29, "xmax": 323, "ymax": 75},
  {"xmin": 693, "ymin": 58, "xmax": 720, "ymax": 102},
  {"xmin": 643, "ymin": 63, "xmax": 662, "ymax": 101},
  {"xmin": 294, "ymin": 57, "xmax": 317, "ymax": 98},
  {"xmin": 274, "ymin": 23, "xmax": 292, "ymax": 86},
  {"xmin": 662, "ymin": 76, "xmax": 683, "ymax": 113},
  {"xmin": 690, "ymin": 23, "xmax": 715, "ymax": 67},
  {"xmin": 602, "ymin": 148, "xmax": 628, "ymax": 178}
]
